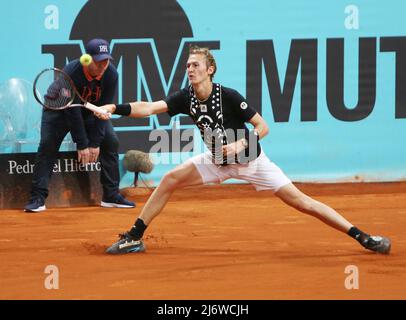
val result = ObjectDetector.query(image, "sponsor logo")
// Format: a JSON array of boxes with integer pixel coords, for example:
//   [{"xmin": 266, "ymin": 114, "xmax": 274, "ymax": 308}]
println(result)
[
  {"xmin": 119, "ymin": 240, "xmax": 141, "ymax": 249},
  {"xmin": 43, "ymin": 0, "xmax": 220, "ymax": 153},
  {"xmin": 98, "ymin": 45, "xmax": 108, "ymax": 53}
]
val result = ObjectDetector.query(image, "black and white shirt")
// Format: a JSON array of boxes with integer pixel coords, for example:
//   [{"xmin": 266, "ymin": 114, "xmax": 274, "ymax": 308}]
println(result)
[{"xmin": 165, "ymin": 83, "xmax": 261, "ymax": 164}]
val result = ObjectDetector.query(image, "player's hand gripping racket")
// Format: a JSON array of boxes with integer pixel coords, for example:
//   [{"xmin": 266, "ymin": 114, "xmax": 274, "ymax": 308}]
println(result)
[{"xmin": 33, "ymin": 67, "xmax": 111, "ymax": 118}]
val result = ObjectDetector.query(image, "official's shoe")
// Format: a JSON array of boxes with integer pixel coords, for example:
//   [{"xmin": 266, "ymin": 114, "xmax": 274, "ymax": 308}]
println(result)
[
  {"xmin": 101, "ymin": 194, "xmax": 135, "ymax": 208},
  {"xmin": 24, "ymin": 198, "xmax": 46, "ymax": 213},
  {"xmin": 106, "ymin": 232, "xmax": 145, "ymax": 254},
  {"xmin": 361, "ymin": 235, "xmax": 391, "ymax": 254}
]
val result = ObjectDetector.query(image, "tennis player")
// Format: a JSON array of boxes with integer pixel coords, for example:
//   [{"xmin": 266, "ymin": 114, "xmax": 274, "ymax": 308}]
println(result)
[{"xmin": 96, "ymin": 45, "xmax": 391, "ymax": 255}]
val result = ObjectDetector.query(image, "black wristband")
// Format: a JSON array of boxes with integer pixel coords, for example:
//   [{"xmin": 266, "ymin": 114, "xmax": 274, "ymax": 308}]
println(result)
[{"xmin": 114, "ymin": 103, "xmax": 132, "ymax": 116}]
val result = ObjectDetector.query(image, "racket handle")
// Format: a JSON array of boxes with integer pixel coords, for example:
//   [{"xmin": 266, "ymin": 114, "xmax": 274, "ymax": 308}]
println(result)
[{"xmin": 84, "ymin": 102, "xmax": 111, "ymax": 118}]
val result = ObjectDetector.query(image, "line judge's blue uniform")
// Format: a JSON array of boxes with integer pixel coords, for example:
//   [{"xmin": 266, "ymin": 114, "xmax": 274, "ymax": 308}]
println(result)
[{"xmin": 29, "ymin": 59, "xmax": 121, "ymax": 201}]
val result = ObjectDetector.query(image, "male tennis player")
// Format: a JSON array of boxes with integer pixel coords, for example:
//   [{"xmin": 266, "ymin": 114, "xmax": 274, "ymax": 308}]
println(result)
[
  {"xmin": 24, "ymin": 38, "xmax": 134, "ymax": 212},
  {"xmin": 96, "ymin": 45, "xmax": 391, "ymax": 255}
]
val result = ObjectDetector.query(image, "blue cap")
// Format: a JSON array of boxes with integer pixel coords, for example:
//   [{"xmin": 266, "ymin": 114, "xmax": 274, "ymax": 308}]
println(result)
[{"xmin": 85, "ymin": 38, "xmax": 113, "ymax": 62}]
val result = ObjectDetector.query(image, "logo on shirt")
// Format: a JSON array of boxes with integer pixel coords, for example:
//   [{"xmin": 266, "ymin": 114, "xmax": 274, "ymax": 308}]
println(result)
[
  {"xmin": 81, "ymin": 86, "xmax": 102, "ymax": 103},
  {"xmin": 240, "ymin": 102, "xmax": 248, "ymax": 110},
  {"xmin": 200, "ymin": 104, "xmax": 207, "ymax": 112}
]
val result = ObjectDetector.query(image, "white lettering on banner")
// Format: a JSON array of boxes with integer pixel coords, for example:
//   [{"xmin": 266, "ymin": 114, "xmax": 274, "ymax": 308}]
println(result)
[
  {"xmin": 64, "ymin": 159, "xmax": 101, "ymax": 172},
  {"xmin": 8, "ymin": 160, "xmax": 18, "ymax": 174},
  {"xmin": 95, "ymin": 162, "xmax": 101, "ymax": 171},
  {"xmin": 64, "ymin": 158, "xmax": 75, "ymax": 172},
  {"xmin": 8, "ymin": 160, "xmax": 35, "ymax": 174},
  {"xmin": 52, "ymin": 159, "xmax": 62, "ymax": 173},
  {"xmin": 7, "ymin": 159, "xmax": 101, "ymax": 174}
]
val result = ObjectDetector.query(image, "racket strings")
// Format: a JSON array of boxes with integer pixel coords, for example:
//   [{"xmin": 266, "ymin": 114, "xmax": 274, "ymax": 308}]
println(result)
[{"xmin": 35, "ymin": 70, "xmax": 75, "ymax": 110}]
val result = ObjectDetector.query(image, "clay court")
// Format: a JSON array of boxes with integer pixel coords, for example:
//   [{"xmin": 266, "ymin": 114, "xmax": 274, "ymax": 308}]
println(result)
[{"xmin": 0, "ymin": 182, "xmax": 405, "ymax": 300}]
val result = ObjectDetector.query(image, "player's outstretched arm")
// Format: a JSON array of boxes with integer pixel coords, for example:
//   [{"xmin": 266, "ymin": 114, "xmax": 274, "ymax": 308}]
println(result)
[
  {"xmin": 96, "ymin": 100, "xmax": 168, "ymax": 119},
  {"xmin": 248, "ymin": 113, "xmax": 269, "ymax": 140}
]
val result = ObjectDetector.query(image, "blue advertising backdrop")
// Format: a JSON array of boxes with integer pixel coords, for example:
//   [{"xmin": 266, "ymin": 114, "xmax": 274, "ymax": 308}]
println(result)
[{"xmin": 1, "ymin": 0, "xmax": 405, "ymax": 188}]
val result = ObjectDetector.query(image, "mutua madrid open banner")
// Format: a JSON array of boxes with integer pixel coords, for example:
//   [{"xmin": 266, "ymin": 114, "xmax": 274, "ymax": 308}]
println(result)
[{"xmin": 1, "ymin": 0, "xmax": 406, "ymax": 207}]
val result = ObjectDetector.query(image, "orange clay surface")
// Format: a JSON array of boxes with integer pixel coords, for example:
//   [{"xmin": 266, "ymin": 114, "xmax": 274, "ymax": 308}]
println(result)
[{"xmin": 0, "ymin": 183, "xmax": 405, "ymax": 300}]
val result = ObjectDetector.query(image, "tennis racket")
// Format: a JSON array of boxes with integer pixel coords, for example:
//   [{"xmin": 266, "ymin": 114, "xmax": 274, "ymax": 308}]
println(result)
[{"xmin": 33, "ymin": 67, "xmax": 110, "ymax": 116}]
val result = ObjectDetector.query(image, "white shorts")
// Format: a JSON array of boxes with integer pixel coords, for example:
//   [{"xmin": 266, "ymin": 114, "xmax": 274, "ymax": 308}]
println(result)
[{"xmin": 186, "ymin": 150, "xmax": 291, "ymax": 192}]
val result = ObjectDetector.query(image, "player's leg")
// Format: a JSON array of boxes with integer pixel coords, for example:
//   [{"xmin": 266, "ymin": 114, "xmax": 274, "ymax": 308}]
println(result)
[
  {"xmin": 24, "ymin": 110, "xmax": 68, "ymax": 212},
  {"xmin": 275, "ymin": 183, "xmax": 391, "ymax": 254},
  {"xmin": 105, "ymin": 160, "xmax": 204, "ymax": 254},
  {"xmin": 236, "ymin": 151, "xmax": 391, "ymax": 254},
  {"xmin": 236, "ymin": 153, "xmax": 352, "ymax": 231},
  {"xmin": 98, "ymin": 120, "xmax": 134, "ymax": 208},
  {"xmin": 139, "ymin": 161, "xmax": 204, "ymax": 224},
  {"xmin": 275, "ymin": 183, "xmax": 352, "ymax": 233}
]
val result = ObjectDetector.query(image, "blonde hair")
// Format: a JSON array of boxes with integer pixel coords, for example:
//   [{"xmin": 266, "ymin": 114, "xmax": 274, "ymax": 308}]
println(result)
[{"xmin": 189, "ymin": 45, "xmax": 217, "ymax": 80}]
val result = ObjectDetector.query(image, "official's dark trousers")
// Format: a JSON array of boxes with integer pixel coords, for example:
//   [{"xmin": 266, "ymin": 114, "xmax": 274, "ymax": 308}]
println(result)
[{"xmin": 29, "ymin": 109, "xmax": 120, "ymax": 201}]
